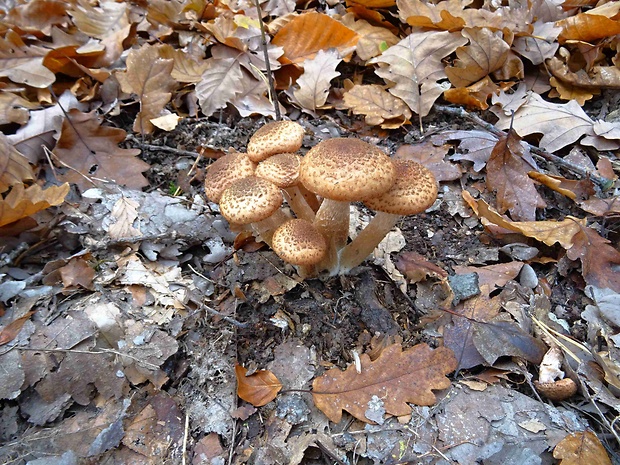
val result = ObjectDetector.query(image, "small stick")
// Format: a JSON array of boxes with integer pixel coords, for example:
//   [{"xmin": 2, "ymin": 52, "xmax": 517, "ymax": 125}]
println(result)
[
  {"xmin": 434, "ymin": 105, "xmax": 611, "ymax": 190},
  {"xmin": 253, "ymin": 0, "xmax": 280, "ymax": 120}
]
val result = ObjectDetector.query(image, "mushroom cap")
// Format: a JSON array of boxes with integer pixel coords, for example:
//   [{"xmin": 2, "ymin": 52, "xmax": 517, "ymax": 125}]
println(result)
[
  {"xmin": 219, "ymin": 176, "xmax": 283, "ymax": 224},
  {"xmin": 247, "ymin": 121, "xmax": 305, "ymax": 162},
  {"xmin": 364, "ymin": 160, "xmax": 438, "ymax": 215},
  {"xmin": 255, "ymin": 153, "xmax": 301, "ymax": 188},
  {"xmin": 272, "ymin": 219, "xmax": 327, "ymax": 266},
  {"xmin": 204, "ymin": 152, "xmax": 256, "ymax": 203},
  {"xmin": 299, "ymin": 138, "xmax": 396, "ymax": 201},
  {"xmin": 534, "ymin": 378, "xmax": 577, "ymax": 401}
]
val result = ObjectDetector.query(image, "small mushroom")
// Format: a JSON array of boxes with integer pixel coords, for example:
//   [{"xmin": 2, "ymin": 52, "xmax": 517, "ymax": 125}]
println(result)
[
  {"xmin": 272, "ymin": 218, "xmax": 327, "ymax": 278},
  {"xmin": 534, "ymin": 378, "xmax": 578, "ymax": 402},
  {"xmin": 204, "ymin": 152, "xmax": 256, "ymax": 203},
  {"xmin": 534, "ymin": 346, "xmax": 578, "ymax": 402},
  {"xmin": 299, "ymin": 138, "xmax": 396, "ymax": 272},
  {"xmin": 255, "ymin": 153, "xmax": 315, "ymax": 221},
  {"xmin": 219, "ymin": 176, "xmax": 288, "ymax": 245},
  {"xmin": 247, "ymin": 120, "xmax": 305, "ymax": 162},
  {"xmin": 338, "ymin": 160, "xmax": 438, "ymax": 274}
]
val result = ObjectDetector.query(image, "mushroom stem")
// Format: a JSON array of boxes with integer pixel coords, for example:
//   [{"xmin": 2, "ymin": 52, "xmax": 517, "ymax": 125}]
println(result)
[
  {"xmin": 298, "ymin": 185, "xmax": 321, "ymax": 212},
  {"xmin": 313, "ymin": 199, "xmax": 350, "ymax": 272},
  {"xmin": 251, "ymin": 209, "xmax": 291, "ymax": 246},
  {"xmin": 337, "ymin": 212, "xmax": 400, "ymax": 275},
  {"xmin": 283, "ymin": 186, "xmax": 315, "ymax": 222}
]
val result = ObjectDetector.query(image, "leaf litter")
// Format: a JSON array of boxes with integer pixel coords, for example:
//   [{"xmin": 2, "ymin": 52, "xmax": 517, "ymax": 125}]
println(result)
[{"xmin": 0, "ymin": 0, "xmax": 619, "ymax": 463}]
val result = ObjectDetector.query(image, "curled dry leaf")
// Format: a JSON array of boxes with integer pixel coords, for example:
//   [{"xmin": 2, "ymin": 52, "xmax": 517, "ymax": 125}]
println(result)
[
  {"xmin": 553, "ymin": 430, "xmax": 612, "ymax": 465},
  {"xmin": 272, "ymin": 12, "xmax": 358, "ymax": 64},
  {"xmin": 0, "ymin": 183, "xmax": 69, "ymax": 228},
  {"xmin": 527, "ymin": 171, "xmax": 595, "ymax": 202},
  {"xmin": 312, "ymin": 343, "xmax": 456, "ymax": 424},
  {"xmin": 235, "ymin": 364, "xmax": 283, "ymax": 407},
  {"xmin": 343, "ymin": 84, "xmax": 411, "ymax": 128}
]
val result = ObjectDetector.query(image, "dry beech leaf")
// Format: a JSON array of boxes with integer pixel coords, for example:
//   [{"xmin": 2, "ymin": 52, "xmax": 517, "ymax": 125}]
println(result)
[
  {"xmin": 0, "ymin": 135, "xmax": 34, "ymax": 194},
  {"xmin": 342, "ymin": 84, "xmax": 411, "ymax": 128},
  {"xmin": 0, "ymin": 183, "xmax": 69, "ymax": 228},
  {"xmin": 553, "ymin": 430, "xmax": 612, "ymax": 465},
  {"xmin": 0, "ymin": 30, "xmax": 56, "ymax": 88},
  {"xmin": 235, "ymin": 364, "xmax": 282, "ymax": 407},
  {"xmin": 394, "ymin": 141, "xmax": 462, "ymax": 182},
  {"xmin": 566, "ymin": 224, "xmax": 620, "ymax": 292},
  {"xmin": 486, "ymin": 128, "xmax": 546, "ymax": 222},
  {"xmin": 462, "ymin": 191, "xmax": 584, "ymax": 249},
  {"xmin": 272, "ymin": 12, "xmax": 358, "ymax": 64},
  {"xmin": 445, "ymin": 27, "xmax": 510, "ymax": 88},
  {"xmin": 292, "ymin": 49, "xmax": 341, "ymax": 113},
  {"xmin": 312, "ymin": 343, "xmax": 456, "ymax": 424},
  {"xmin": 528, "ymin": 172, "xmax": 595, "ymax": 202},
  {"xmin": 370, "ymin": 30, "xmax": 467, "ymax": 119},
  {"xmin": 69, "ymin": 0, "xmax": 128, "ymax": 40},
  {"xmin": 557, "ymin": 13, "xmax": 620, "ymax": 43},
  {"xmin": 196, "ymin": 57, "xmax": 244, "ymax": 117},
  {"xmin": 230, "ymin": 72, "xmax": 281, "ymax": 119},
  {"xmin": 116, "ymin": 45, "xmax": 176, "ymax": 135},
  {"xmin": 52, "ymin": 110, "xmax": 149, "ymax": 191}
]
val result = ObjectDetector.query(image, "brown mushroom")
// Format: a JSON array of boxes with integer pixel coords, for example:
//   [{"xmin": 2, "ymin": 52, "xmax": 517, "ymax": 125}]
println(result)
[
  {"xmin": 247, "ymin": 120, "xmax": 305, "ymax": 162},
  {"xmin": 272, "ymin": 219, "xmax": 327, "ymax": 265},
  {"xmin": 299, "ymin": 138, "xmax": 396, "ymax": 272},
  {"xmin": 204, "ymin": 152, "xmax": 256, "ymax": 203},
  {"xmin": 219, "ymin": 176, "xmax": 288, "ymax": 245},
  {"xmin": 534, "ymin": 378, "xmax": 578, "ymax": 402},
  {"xmin": 255, "ymin": 153, "xmax": 315, "ymax": 222},
  {"xmin": 338, "ymin": 160, "xmax": 437, "ymax": 274}
]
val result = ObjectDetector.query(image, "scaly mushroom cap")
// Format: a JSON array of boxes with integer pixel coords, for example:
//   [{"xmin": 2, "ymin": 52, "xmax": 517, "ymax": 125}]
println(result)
[
  {"xmin": 204, "ymin": 152, "xmax": 256, "ymax": 203},
  {"xmin": 255, "ymin": 153, "xmax": 301, "ymax": 188},
  {"xmin": 219, "ymin": 176, "xmax": 283, "ymax": 224},
  {"xmin": 534, "ymin": 378, "xmax": 578, "ymax": 401},
  {"xmin": 300, "ymin": 138, "xmax": 396, "ymax": 201},
  {"xmin": 272, "ymin": 219, "xmax": 327, "ymax": 266},
  {"xmin": 364, "ymin": 160, "xmax": 437, "ymax": 215},
  {"xmin": 247, "ymin": 121, "xmax": 305, "ymax": 162}
]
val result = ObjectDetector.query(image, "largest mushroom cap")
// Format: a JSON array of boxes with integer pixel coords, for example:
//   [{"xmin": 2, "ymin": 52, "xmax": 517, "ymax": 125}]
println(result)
[
  {"xmin": 299, "ymin": 138, "xmax": 396, "ymax": 201},
  {"xmin": 364, "ymin": 160, "xmax": 438, "ymax": 214},
  {"xmin": 247, "ymin": 121, "xmax": 305, "ymax": 162},
  {"xmin": 219, "ymin": 176, "xmax": 283, "ymax": 224}
]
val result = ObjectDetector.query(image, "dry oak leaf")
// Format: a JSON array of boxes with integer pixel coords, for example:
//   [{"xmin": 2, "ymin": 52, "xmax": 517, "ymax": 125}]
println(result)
[
  {"xmin": 52, "ymin": 109, "xmax": 148, "ymax": 191},
  {"xmin": 340, "ymin": 13, "xmax": 400, "ymax": 61},
  {"xmin": 432, "ymin": 129, "xmax": 498, "ymax": 172},
  {"xmin": 445, "ymin": 27, "xmax": 510, "ymax": 88},
  {"xmin": 0, "ymin": 311, "xmax": 35, "ymax": 346},
  {"xmin": 196, "ymin": 57, "xmax": 244, "ymax": 117},
  {"xmin": 159, "ymin": 45, "xmax": 209, "ymax": 83},
  {"xmin": 370, "ymin": 30, "xmax": 467, "ymax": 119},
  {"xmin": 528, "ymin": 172, "xmax": 595, "ymax": 202},
  {"xmin": 292, "ymin": 49, "xmax": 341, "ymax": 113},
  {"xmin": 486, "ymin": 128, "xmax": 546, "ymax": 222},
  {"xmin": 4, "ymin": 0, "xmax": 70, "ymax": 36},
  {"xmin": 272, "ymin": 12, "xmax": 359, "ymax": 64},
  {"xmin": 462, "ymin": 191, "xmax": 584, "ymax": 249},
  {"xmin": 312, "ymin": 343, "xmax": 456, "ymax": 424},
  {"xmin": 0, "ymin": 183, "xmax": 69, "ymax": 228},
  {"xmin": 0, "ymin": 134, "xmax": 35, "ymax": 194},
  {"xmin": 342, "ymin": 84, "xmax": 412, "ymax": 128},
  {"xmin": 69, "ymin": 0, "xmax": 129, "ymax": 40},
  {"xmin": 566, "ymin": 224, "xmax": 620, "ymax": 293},
  {"xmin": 394, "ymin": 140, "xmax": 462, "ymax": 182},
  {"xmin": 0, "ymin": 92, "xmax": 40, "ymax": 126},
  {"xmin": 116, "ymin": 45, "xmax": 177, "ymax": 135},
  {"xmin": 548, "ymin": 57, "xmax": 620, "ymax": 91},
  {"xmin": 0, "ymin": 30, "xmax": 56, "ymax": 88},
  {"xmin": 549, "ymin": 76, "xmax": 598, "ymax": 107},
  {"xmin": 553, "ymin": 430, "xmax": 612, "ymax": 465},
  {"xmin": 235, "ymin": 364, "xmax": 283, "ymax": 407},
  {"xmin": 512, "ymin": 21, "xmax": 560, "ymax": 66}
]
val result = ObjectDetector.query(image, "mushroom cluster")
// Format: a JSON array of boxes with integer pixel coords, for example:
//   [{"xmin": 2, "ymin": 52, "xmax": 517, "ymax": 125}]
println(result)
[{"xmin": 204, "ymin": 120, "xmax": 438, "ymax": 278}]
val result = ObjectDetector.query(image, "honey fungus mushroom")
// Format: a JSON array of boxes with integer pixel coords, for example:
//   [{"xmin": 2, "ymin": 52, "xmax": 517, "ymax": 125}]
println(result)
[
  {"xmin": 204, "ymin": 152, "xmax": 256, "ymax": 203},
  {"xmin": 219, "ymin": 176, "xmax": 288, "ymax": 246},
  {"xmin": 299, "ymin": 138, "xmax": 396, "ymax": 271},
  {"xmin": 247, "ymin": 120, "xmax": 306, "ymax": 162},
  {"xmin": 338, "ymin": 160, "xmax": 438, "ymax": 274},
  {"xmin": 272, "ymin": 219, "xmax": 327, "ymax": 278}
]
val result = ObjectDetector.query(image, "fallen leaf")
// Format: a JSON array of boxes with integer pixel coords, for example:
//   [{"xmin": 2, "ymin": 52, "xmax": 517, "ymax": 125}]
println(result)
[
  {"xmin": 442, "ymin": 75, "xmax": 500, "ymax": 110},
  {"xmin": 52, "ymin": 109, "xmax": 149, "ymax": 190},
  {"xmin": 235, "ymin": 364, "xmax": 282, "ymax": 407},
  {"xmin": 58, "ymin": 257, "xmax": 96, "ymax": 291},
  {"xmin": 116, "ymin": 45, "xmax": 177, "ymax": 135},
  {"xmin": 4, "ymin": 0, "xmax": 70, "ymax": 36},
  {"xmin": 0, "ymin": 183, "xmax": 69, "ymax": 228},
  {"xmin": 369, "ymin": 30, "xmax": 467, "ymax": 119},
  {"xmin": 108, "ymin": 196, "xmax": 142, "ymax": 240},
  {"xmin": 394, "ymin": 141, "xmax": 462, "ymax": 181},
  {"xmin": 445, "ymin": 28, "xmax": 510, "ymax": 88},
  {"xmin": 341, "ymin": 13, "xmax": 399, "ymax": 61},
  {"xmin": 395, "ymin": 251, "xmax": 447, "ymax": 283},
  {"xmin": 486, "ymin": 128, "xmax": 546, "ymax": 221},
  {"xmin": 0, "ymin": 311, "xmax": 35, "ymax": 346},
  {"xmin": 0, "ymin": 92, "xmax": 39, "ymax": 126},
  {"xmin": 0, "ymin": 135, "xmax": 34, "ymax": 193},
  {"xmin": 292, "ymin": 49, "xmax": 341, "ymax": 113},
  {"xmin": 196, "ymin": 57, "xmax": 244, "ymax": 117},
  {"xmin": 528, "ymin": 172, "xmax": 595, "ymax": 202},
  {"xmin": 312, "ymin": 343, "xmax": 456, "ymax": 423},
  {"xmin": 432, "ymin": 129, "xmax": 498, "ymax": 172},
  {"xmin": 557, "ymin": 12, "xmax": 620, "ymax": 43},
  {"xmin": 553, "ymin": 430, "xmax": 612, "ymax": 465},
  {"xmin": 342, "ymin": 84, "xmax": 412, "ymax": 128},
  {"xmin": 272, "ymin": 12, "xmax": 358, "ymax": 64},
  {"xmin": 512, "ymin": 21, "xmax": 560, "ymax": 66},
  {"xmin": 452, "ymin": 262, "xmax": 523, "ymax": 289},
  {"xmin": 0, "ymin": 30, "xmax": 56, "ymax": 88}
]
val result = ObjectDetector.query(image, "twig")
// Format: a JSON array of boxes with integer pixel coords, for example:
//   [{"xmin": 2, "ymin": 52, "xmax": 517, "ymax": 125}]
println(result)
[
  {"xmin": 253, "ymin": 0, "xmax": 280, "ymax": 120},
  {"xmin": 0, "ymin": 242, "xmax": 29, "ymax": 268},
  {"xmin": 126, "ymin": 135, "xmax": 202, "ymax": 158},
  {"xmin": 434, "ymin": 105, "xmax": 611, "ymax": 190}
]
